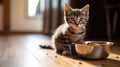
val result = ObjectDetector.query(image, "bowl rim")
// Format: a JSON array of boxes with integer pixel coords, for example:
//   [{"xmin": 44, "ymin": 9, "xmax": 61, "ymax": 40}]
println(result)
[{"xmin": 75, "ymin": 41, "xmax": 114, "ymax": 45}]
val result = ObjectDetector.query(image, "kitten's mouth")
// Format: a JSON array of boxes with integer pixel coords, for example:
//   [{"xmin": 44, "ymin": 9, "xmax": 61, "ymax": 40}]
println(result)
[
  {"xmin": 79, "ymin": 30, "xmax": 85, "ymax": 34},
  {"xmin": 68, "ymin": 28, "xmax": 85, "ymax": 34}
]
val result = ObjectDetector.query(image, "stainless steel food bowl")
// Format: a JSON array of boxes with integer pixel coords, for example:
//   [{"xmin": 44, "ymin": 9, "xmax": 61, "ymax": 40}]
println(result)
[{"xmin": 75, "ymin": 41, "xmax": 114, "ymax": 59}]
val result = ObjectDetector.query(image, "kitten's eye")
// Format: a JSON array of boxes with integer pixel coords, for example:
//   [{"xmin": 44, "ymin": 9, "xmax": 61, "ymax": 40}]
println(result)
[
  {"xmin": 81, "ymin": 21, "xmax": 86, "ymax": 24},
  {"xmin": 71, "ymin": 18, "xmax": 75, "ymax": 21},
  {"xmin": 80, "ymin": 18, "xmax": 84, "ymax": 21},
  {"xmin": 70, "ymin": 18, "xmax": 75, "ymax": 22}
]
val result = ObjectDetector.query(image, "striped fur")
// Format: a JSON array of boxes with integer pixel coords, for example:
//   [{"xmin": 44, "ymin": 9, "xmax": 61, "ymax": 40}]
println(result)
[{"xmin": 52, "ymin": 4, "xmax": 89, "ymax": 55}]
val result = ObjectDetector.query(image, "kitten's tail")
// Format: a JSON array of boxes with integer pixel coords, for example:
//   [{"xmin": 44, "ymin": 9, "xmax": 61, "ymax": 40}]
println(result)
[{"xmin": 39, "ymin": 45, "xmax": 54, "ymax": 50}]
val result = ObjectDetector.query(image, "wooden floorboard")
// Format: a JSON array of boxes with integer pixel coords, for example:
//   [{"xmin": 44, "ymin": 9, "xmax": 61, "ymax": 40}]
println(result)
[{"xmin": 0, "ymin": 34, "xmax": 119, "ymax": 67}]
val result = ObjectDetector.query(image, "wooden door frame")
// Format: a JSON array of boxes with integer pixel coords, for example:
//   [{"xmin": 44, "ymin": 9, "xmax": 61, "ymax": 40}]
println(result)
[{"xmin": 3, "ymin": 0, "xmax": 10, "ymax": 32}]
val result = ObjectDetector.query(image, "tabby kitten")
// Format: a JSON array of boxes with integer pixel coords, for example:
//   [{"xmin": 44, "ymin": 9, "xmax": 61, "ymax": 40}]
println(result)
[
  {"xmin": 40, "ymin": 4, "xmax": 89, "ymax": 55},
  {"xmin": 51, "ymin": 4, "xmax": 89, "ymax": 55}
]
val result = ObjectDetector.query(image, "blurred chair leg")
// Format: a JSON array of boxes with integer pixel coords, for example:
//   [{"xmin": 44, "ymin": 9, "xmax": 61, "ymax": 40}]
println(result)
[
  {"xmin": 112, "ymin": 10, "xmax": 118, "ymax": 35},
  {"xmin": 106, "ymin": 9, "xmax": 112, "ymax": 41}
]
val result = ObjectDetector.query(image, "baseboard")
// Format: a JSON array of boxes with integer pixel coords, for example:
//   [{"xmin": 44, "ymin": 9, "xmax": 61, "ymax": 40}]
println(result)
[{"xmin": 0, "ymin": 31, "xmax": 44, "ymax": 35}]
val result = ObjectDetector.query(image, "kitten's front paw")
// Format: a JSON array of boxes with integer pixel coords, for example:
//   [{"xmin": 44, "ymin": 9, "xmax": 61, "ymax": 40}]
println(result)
[{"xmin": 62, "ymin": 51, "xmax": 72, "ymax": 56}]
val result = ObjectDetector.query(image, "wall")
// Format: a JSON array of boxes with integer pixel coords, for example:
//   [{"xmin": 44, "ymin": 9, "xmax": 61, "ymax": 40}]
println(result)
[
  {"xmin": 10, "ymin": 0, "xmax": 43, "ymax": 32},
  {"xmin": 0, "ymin": 4, "xmax": 3, "ymax": 31}
]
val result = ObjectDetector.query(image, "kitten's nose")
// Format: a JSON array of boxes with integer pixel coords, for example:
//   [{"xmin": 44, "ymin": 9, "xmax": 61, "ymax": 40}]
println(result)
[
  {"xmin": 76, "ymin": 17, "xmax": 80, "ymax": 24},
  {"xmin": 75, "ymin": 21, "xmax": 79, "ymax": 27},
  {"xmin": 76, "ymin": 24, "xmax": 79, "ymax": 27}
]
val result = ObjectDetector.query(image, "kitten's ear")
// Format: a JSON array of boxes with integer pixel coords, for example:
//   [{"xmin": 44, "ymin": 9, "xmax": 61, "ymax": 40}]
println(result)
[
  {"xmin": 81, "ymin": 4, "xmax": 89, "ymax": 16},
  {"xmin": 64, "ymin": 3, "xmax": 72, "ymax": 15}
]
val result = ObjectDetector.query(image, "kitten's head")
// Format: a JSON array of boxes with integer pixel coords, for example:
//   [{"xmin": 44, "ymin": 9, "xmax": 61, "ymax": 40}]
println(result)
[{"xmin": 64, "ymin": 4, "xmax": 89, "ymax": 32}]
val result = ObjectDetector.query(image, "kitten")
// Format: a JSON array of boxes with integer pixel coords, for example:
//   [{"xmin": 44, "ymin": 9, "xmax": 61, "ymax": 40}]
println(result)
[{"xmin": 40, "ymin": 4, "xmax": 89, "ymax": 56}]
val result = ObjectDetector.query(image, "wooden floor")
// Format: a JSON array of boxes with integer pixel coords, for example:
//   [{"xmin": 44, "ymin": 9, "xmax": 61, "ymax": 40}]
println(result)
[{"xmin": 0, "ymin": 34, "xmax": 120, "ymax": 67}]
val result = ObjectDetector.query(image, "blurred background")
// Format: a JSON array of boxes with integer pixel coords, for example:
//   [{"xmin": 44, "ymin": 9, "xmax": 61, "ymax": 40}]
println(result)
[{"xmin": 0, "ymin": 0, "xmax": 120, "ymax": 41}]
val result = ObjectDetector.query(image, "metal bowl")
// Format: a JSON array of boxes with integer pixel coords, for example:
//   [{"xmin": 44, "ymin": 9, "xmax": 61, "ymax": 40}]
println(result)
[{"xmin": 75, "ymin": 41, "xmax": 114, "ymax": 59}]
